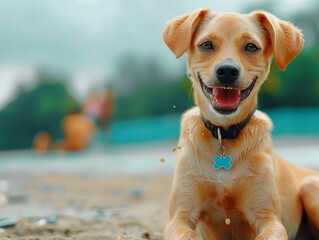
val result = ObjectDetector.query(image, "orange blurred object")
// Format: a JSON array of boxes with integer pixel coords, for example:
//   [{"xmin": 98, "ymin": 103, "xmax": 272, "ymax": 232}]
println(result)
[
  {"xmin": 33, "ymin": 131, "xmax": 52, "ymax": 153},
  {"xmin": 62, "ymin": 113, "xmax": 96, "ymax": 151}
]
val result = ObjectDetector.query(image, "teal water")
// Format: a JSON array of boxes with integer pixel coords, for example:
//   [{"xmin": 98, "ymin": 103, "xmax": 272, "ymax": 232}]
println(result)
[
  {"xmin": 105, "ymin": 114, "xmax": 181, "ymax": 144},
  {"xmin": 104, "ymin": 108, "xmax": 319, "ymax": 144},
  {"xmin": 268, "ymin": 108, "xmax": 319, "ymax": 135}
]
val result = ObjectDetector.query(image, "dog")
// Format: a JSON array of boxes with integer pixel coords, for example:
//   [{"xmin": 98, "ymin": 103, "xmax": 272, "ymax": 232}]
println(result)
[{"xmin": 162, "ymin": 9, "xmax": 319, "ymax": 239}]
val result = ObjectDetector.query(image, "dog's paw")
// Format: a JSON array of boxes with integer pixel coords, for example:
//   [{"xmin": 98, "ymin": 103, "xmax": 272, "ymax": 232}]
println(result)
[
  {"xmin": 164, "ymin": 225, "xmax": 202, "ymax": 240},
  {"xmin": 255, "ymin": 231, "xmax": 288, "ymax": 240},
  {"xmin": 176, "ymin": 230, "xmax": 202, "ymax": 240},
  {"xmin": 165, "ymin": 231, "xmax": 202, "ymax": 240}
]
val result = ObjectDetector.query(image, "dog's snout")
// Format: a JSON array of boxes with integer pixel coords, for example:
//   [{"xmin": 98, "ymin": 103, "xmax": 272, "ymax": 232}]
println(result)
[{"xmin": 215, "ymin": 63, "xmax": 240, "ymax": 84}]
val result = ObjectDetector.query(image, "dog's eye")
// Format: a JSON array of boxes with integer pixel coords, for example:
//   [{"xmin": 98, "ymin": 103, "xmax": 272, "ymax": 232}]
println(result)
[
  {"xmin": 245, "ymin": 43, "xmax": 260, "ymax": 53},
  {"xmin": 199, "ymin": 41, "xmax": 214, "ymax": 51}
]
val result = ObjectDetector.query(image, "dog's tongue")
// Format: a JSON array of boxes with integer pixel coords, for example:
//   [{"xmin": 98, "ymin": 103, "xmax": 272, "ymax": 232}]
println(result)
[{"xmin": 213, "ymin": 88, "xmax": 240, "ymax": 107}]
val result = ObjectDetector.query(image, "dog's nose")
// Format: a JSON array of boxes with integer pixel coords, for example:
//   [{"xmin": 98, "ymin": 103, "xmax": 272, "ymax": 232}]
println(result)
[{"xmin": 215, "ymin": 63, "xmax": 240, "ymax": 84}]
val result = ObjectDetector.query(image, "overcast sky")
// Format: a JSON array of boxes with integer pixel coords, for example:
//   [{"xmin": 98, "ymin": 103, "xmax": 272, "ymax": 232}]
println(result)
[{"xmin": 0, "ymin": 0, "xmax": 316, "ymax": 108}]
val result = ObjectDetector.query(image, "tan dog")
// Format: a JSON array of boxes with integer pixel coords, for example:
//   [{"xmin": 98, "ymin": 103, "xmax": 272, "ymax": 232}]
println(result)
[{"xmin": 163, "ymin": 9, "xmax": 319, "ymax": 239}]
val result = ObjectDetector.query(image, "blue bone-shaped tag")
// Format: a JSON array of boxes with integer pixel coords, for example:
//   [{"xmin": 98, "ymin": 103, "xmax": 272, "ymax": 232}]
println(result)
[{"xmin": 213, "ymin": 155, "xmax": 232, "ymax": 170}]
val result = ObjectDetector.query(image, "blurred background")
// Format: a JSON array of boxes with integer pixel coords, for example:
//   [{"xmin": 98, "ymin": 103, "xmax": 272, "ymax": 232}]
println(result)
[
  {"xmin": 0, "ymin": 0, "xmax": 319, "ymax": 151},
  {"xmin": 0, "ymin": 0, "xmax": 319, "ymax": 238}
]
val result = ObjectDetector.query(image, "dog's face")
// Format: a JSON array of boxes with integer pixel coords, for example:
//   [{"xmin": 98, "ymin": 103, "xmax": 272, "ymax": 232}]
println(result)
[{"xmin": 163, "ymin": 10, "xmax": 304, "ymax": 126}]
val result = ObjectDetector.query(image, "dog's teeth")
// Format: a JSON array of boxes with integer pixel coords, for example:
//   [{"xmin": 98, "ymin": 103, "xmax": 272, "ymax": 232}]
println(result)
[{"xmin": 221, "ymin": 87, "xmax": 233, "ymax": 90}]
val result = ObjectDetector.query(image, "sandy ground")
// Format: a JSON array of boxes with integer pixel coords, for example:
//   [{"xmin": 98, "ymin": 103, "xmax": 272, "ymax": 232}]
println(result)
[
  {"xmin": 1, "ymin": 175, "xmax": 171, "ymax": 239},
  {"xmin": 0, "ymin": 141, "xmax": 177, "ymax": 239},
  {"xmin": 1, "ymin": 137, "xmax": 319, "ymax": 239}
]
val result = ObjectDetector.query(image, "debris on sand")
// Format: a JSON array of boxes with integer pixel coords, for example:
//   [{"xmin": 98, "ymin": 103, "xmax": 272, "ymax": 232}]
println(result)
[
  {"xmin": 142, "ymin": 230, "xmax": 151, "ymax": 239},
  {"xmin": 171, "ymin": 145, "xmax": 183, "ymax": 152}
]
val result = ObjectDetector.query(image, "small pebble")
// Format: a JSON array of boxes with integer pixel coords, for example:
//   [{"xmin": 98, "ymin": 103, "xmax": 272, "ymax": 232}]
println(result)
[
  {"xmin": 46, "ymin": 215, "xmax": 58, "ymax": 224},
  {"xmin": 35, "ymin": 218, "xmax": 47, "ymax": 227},
  {"xmin": 129, "ymin": 188, "xmax": 144, "ymax": 199},
  {"xmin": 225, "ymin": 218, "xmax": 231, "ymax": 225},
  {"xmin": 0, "ymin": 218, "xmax": 17, "ymax": 228},
  {"xmin": 160, "ymin": 158, "xmax": 165, "ymax": 163},
  {"xmin": 95, "ymin": 209, "xmax": 105, "ymax": 221}
]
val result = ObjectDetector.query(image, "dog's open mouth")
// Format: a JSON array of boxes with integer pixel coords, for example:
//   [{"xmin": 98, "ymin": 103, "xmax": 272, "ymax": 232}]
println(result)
[{"xmin": 198, "ymin": 74, "xmax": 257, "ymax": 114}]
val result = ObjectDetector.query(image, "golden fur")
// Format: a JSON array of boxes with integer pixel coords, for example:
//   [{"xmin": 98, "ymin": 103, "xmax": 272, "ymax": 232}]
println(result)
[{"xmin": 163, "ymin": 9, "xmax": 319, "ymax": 239}]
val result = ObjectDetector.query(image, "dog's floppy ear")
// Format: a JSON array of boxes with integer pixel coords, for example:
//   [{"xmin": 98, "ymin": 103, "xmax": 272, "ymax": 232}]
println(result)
[
  {"xmin": 163, "ymin": 8, "xmax": 210, "ymax": 58},
  {"xmin": 253, "ymin": 11, "xmax": 304, "ymax": 71}
]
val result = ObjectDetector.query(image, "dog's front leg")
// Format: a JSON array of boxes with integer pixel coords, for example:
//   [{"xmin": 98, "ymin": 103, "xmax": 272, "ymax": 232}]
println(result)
[
  {"xmin": 164, "ymin": 178, "xmax": 203, "ymax": 240},
  {"xmin": 248, "ymin": 200, "xmax": 288, "ymax": 240},
  {"xmin": 254, "ymin": 218, "xmax": 288, "ymax": 240},
  {"xmin": 244, "ymin": 154, "xmax": 288, "ymax": 240},
  {"xmin": 164, "ymin": 214, "xmax": 201, "ymax": 240}
]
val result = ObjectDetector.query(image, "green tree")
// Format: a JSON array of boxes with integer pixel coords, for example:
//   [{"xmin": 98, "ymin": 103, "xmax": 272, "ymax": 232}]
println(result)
[
  {"xmin": 260, "ymin": 49, "xmax": 319, "ymax": 109},
  {"xmin": 0, "ymin": 72, "xmax": 79, "ymax": 150}
]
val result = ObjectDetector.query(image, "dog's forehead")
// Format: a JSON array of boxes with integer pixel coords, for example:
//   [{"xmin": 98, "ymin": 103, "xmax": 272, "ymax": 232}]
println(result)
[{"xmin": 197, "ymin": 12, "xmax": 260, "ymax": 40}]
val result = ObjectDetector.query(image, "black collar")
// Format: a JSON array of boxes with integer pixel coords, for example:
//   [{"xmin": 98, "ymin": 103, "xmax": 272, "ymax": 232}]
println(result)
[{"xmin": 201, "ymin": 106, "xmax": 257, "ymax": 139}]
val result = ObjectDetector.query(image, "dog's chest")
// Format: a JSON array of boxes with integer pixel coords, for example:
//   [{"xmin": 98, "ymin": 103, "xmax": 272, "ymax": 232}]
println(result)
[
  {"xmin": 209, "ymin": 173, "xmax": 236, "ymax": 212},
  {"xmin": 194, "ymin": 140, "xmax": 252, "ymax": 232},
  {"xmin": 201, "ymin": 169, "xmax": 244, "ymax": 221},
  {"xmin": 200, "ymin": 177, "xmax": 253, "ymax": 239}
]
